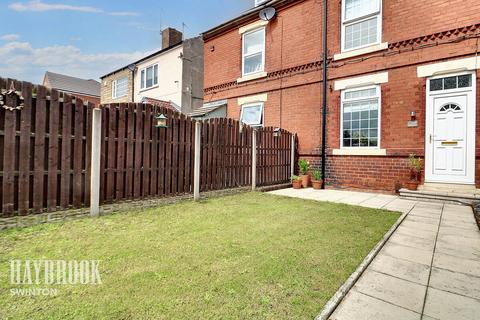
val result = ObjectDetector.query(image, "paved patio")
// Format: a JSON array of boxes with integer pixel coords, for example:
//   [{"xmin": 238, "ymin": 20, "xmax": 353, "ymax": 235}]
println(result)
[{"xmin": 268, "ymin": 188, "xmax": 480, "ymax": 320}]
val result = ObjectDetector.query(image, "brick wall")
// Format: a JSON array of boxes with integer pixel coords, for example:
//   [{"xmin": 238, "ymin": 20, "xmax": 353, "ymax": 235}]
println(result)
[
  {"xmin": 203, "ymin": 0, "xmax": 480, "ymax": 191},
  {"xmin": 100, "ymin": 68, "xmax": 133, "ymax": 104}
]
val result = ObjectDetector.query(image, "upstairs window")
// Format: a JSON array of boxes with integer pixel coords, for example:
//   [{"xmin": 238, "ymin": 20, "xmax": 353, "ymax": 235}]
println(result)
[
  {"xmin": 341, "ymin": 86, "xmax": 380, "ymax": 148},
  {"xmin": 255, "ymin": 0, "xmax": 268, "ymax": 6},
  {"xmin": 242, "ymin": 28, "xmax": 265, "ymax": 76},
  {"xmin": 342, "ymin": 0, "xmax": 381, "ymax": 51},
  {"xmin": 112, "ymin": 77, "xmax": 128, "ymax": 99},
  {"xmin": 140, "ymin": 64, "xmax": 158, "ymax": 90},
  {"xmin": 240, "ymin": 103, "xmax": 264, "ymax": 127}
]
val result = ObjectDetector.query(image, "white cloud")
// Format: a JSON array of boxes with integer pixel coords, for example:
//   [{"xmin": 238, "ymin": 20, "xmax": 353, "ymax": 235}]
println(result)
[
  {"xmin": 0, "ymin": 34, "xmax": 21, "ymax": 42},
  {"xmin": 0, "ymin": 41, "xmax": 149, "ymax": 83},
  {"xmin": 8, "ymin": 1, "xmax": 139, "ymax": 16},
  {"xmin": 9, "ymin": 0, "xmax": 101, "ymax": 13}
]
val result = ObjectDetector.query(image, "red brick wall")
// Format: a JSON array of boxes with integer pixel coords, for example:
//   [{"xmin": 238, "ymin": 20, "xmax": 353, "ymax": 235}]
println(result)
[{"xmin": 203, "ymin": 0, "xmax": 480, "ymax": 191}]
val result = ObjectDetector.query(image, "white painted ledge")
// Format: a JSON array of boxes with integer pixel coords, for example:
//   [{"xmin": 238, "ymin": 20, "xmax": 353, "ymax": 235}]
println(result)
[
  {"xmin": 238, "ymin": 93, "xmax": 268, "ymax": 105},
  {"xmin": 333, "ymin": 42, "xmax": 389, "ymax": 61},
  {"xmin": 417, "ymin": 56, "xmax": 480, "ymax": 77},
  {"xmin": 239, "ymin": 20, "xmax": 268, "ymax": 34},
  {"xmin": 332, "ymin": 149, "xmax": 387, "ymax": 156},
  {"xmin": 334, "ymin": 72, "xmax": 389, "ymax": 91},
  {"xmin": 237, "ymin": 72, "xmax": 267, "ymax": 83}
]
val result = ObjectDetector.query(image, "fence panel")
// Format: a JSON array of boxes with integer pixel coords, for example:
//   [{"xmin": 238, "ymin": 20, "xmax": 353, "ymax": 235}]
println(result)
[
  {"xmin": 0, "ymin": 77, "xmax": 92, "ymax": 217},
  {"xmin": 257, "ymin": 127, "xmax": 293, "ymax": 186}
]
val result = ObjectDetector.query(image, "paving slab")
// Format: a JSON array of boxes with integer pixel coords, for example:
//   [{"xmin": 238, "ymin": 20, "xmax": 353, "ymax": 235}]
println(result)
[
  {"xmin": 423, "ymin": 288, "xmax": 480, "ymax": 320},
  {"xmin": 329, "ymin": 290, "xmax": 421, "ymax": 320},
  {"xmin": 429, "ymin": 267, "xmax": 480, "ymax": 300},
  {"xmin": 369, "ymin": 254, "xmax": 430, "ymax": 285},
  {"xmin": 379, "ymin": 242, "xmax": 433, "ymax": 266},
  {"xmin": 352, "ymin": 270, "xmax": 426, "ymax": 313},
  {"xmin": 389, "ymin": 232, "xmax": 436, "ymax": 252},
  {"xmin": 433, "ymin": 252, "xmax": 480, "ymax": 277},
  {"xmin": 395, "ymin": 225, "xmax": 437, "ymax": 241}
]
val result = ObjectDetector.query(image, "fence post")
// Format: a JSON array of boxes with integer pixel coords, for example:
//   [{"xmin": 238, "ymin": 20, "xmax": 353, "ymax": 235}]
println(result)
[
  {"xmin": 291, "ymin": 133, "xmax": 296, "ymax": 178},
  {"xmin": 194, "ymin": 121, "xmax": 201, "ymax": 201},
  {"xmin": 90, "ymin": 108, "xmax": 102, "ymax": 217},
  {"xmin": 252, "ymin": 129, "xmax": 257, "ymax": 190}
]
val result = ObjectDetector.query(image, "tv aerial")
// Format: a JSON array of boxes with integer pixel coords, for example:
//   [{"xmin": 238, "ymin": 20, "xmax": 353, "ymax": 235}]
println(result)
[{"xmin": 259, "ymin": 7, "xmax": 276, "ymax": 21}]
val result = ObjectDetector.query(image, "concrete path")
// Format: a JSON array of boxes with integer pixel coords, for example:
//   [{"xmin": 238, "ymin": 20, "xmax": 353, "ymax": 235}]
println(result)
[{"xmin": 268, "ymin": 188, "xmax": 480, "ymax": 320}]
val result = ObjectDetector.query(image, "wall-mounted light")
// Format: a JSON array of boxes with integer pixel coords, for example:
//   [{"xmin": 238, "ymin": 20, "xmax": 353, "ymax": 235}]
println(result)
[
  {"xmin": 209, "ymin": 45, "xmax": 215, "ymax": 52},
  {"xmin": 273, "ymin": 127, "xmax": 281, "ymax": 137},
  {"xmin": 410, "ymin": 111, "xmax": 416, "ymax": 121},
  {"xmin": 155, "ymin": 114, "xmax": 168, "ymax": 128}
]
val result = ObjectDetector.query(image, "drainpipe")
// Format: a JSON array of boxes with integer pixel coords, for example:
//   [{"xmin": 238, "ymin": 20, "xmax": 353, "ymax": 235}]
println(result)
[{"xmin": 321, "ymin": 0, "xmax": 328, "ymax": 189}]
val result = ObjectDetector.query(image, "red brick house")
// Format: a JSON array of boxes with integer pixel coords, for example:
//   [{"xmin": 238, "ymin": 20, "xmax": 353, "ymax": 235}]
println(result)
[{"xmin": 202, "ymin": 0, "xmax": 480, "ymax": 192}]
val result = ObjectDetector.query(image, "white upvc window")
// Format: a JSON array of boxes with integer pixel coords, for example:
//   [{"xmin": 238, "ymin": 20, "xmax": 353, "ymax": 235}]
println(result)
[
  {"xmin": 140, "ymin": 64, "xmax": 158, "ymax": 90},
  {"xmin": 341, "ymin": 85, "xmax": 381, "ymax": 148},
  {"xmin": 240, "ymin": 102, "xmax": 264, "ymax": 127},
  {"xmin": 112, "ymin": 77, "xmax": 128, "ymax": 99},
  {"xmin": 242, "ymin": 27, "xmax": 265, "ymax": 76},
  {"xmin": 342, "ymin": 0, "xmax": 382, "ymax": 52}
]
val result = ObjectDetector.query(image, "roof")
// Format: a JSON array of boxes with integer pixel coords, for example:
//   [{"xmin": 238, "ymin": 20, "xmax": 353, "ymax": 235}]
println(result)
[
  {"xmin": 141, "ymin": 97, "xmax": 180, "ymax": 112},
  {"xmin": 44, "ymin": 71, "xmax": 100, "ymax": 97},
  {"xmin": 189, "ymin": 99, "xmax": 227, "ymax": 117},
  {"xmin": 100, "ymin": 42, "xmax": 183, "ymax": 79},
  {"xmin": 202, "ymin": 0, "xmax": 298, "ymax": 40}
]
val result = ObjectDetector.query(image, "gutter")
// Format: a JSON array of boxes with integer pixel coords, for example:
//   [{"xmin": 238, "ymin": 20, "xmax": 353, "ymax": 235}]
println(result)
[{"xmin": 321, "ymin": 0, "xmax": 328, "ymax": 189}]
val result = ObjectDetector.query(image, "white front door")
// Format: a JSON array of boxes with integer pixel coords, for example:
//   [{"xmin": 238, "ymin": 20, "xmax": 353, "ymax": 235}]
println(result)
[{"xmin": 425, "ymin": 72, "xmax": 476, "ymax": 184}]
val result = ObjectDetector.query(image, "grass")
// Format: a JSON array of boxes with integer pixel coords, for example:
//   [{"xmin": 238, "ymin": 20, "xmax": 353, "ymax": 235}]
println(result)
[{"xmin": 0, "ymin": 192, "xmax": 400, "ymax": 320}]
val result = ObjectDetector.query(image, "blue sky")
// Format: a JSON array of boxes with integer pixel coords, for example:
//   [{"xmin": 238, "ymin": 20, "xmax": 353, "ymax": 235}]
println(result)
[{"xmin": 0, "ymin": 0, "xmax": 252, "ymax": 83}]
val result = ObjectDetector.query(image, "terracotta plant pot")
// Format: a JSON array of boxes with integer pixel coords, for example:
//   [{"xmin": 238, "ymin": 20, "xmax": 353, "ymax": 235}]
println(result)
[
  {"xmin": 405, "ymin": 180, "xmax": 419, "ymax": 191},
  {"xmin": 292, "ymin": 180, "xmax": 302, "ymax": 189},
  {"xmin": 300, "ymin": 175, "xmax": 310, "ymax": 188},
  {"xmin": 312, "ymin": 180, "xmax": 323, "ymax": 190}
]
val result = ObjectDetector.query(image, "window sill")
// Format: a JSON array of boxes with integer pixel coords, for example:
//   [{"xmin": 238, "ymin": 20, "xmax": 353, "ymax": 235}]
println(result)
[
  {"xmin": 237, "ymin": 72, "xmax": 267, "ymax": 83},
  {"xmin": 332, "ymin": 148, "xmax": 387, "ymax": 156},
  {"xmin": 333, "ymin": 42, "xmax": 389, "ymax": 61},
  {"xmin": 139, "ymin": 85, "xmax": 159, "ymax": 93}
]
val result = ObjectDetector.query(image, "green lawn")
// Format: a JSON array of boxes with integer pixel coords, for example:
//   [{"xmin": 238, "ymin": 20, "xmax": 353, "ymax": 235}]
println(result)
[{"xmin": 0, "ymin": 192, "xmax": 400, "ymax": 320}]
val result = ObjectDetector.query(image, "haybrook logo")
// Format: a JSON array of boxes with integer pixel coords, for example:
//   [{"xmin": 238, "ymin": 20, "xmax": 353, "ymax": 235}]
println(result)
[{"xmin": 9, "ymin": 260, "xmax": 102, "ymax": 296}]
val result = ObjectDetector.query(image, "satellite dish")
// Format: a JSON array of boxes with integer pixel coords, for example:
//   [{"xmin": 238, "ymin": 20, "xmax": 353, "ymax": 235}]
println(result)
[{"xmin": 259, "ymin": 7, "xmax": 276, "ymax": 21}]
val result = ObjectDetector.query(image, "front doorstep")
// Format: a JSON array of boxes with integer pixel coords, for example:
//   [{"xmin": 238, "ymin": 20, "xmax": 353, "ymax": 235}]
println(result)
[{"xmin": 399, "ymin": 183, "xmax": 480, "ymax": 205}]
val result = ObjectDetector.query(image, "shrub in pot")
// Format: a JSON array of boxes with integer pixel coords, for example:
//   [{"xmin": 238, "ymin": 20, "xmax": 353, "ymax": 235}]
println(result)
[
  {"xmin": 312, "ymin": 170, "xmax": 323, "ymax": 190},
  {"xmin": 291, "ymin": 175, "xmax": 302, "ymax": 189},
  {"xmin": 405, "ymin": 154, "xmax": 422, "ymax": 191},
  {"xmin": 298, "ymin": 159, "xmax": 310, "ymax": 188}
]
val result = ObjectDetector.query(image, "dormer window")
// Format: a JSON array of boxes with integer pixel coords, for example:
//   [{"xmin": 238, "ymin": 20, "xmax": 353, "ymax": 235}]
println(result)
[
  {"xmin": 242, "ymin": 27, "xmax": 265, "ymax": 76},
  {"xmin": 342, "ymin": 0, "xmax": 382, "ymax": 52}
]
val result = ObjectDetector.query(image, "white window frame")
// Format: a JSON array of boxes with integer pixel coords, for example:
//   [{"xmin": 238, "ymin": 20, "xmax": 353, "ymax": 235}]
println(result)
[
  {"xmin": 341, "ymin": 0, "xmax": 382, "ymax": 53},
  {"xmin": 240, "ymin": 102, "xmax": 264, "ymax": 127},
  {"xmin": 140, "ymin": 63, "xmax": 159, "ymax": 90},
  {"xmin": 111, "ymin": 77, "xmax": 128, "ymax": 99},
  {"xmin": 242, "ymin": 27, "xmax": 266, "ymax": 77},
  {"xmin": 340, "ymin": 84, "xmax": 381, "ymax": 149}
]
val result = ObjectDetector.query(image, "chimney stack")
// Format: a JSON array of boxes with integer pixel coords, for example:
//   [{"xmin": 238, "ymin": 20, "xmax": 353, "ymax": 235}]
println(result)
[{"xmin": 162, "ymin": 28, "xmax": 183, "ymax": 49}]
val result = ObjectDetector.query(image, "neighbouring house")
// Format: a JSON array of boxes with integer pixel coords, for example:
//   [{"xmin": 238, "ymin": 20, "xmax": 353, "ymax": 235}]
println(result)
[
  {"xmin": 100, "ymin": 28, "xmax": 204, "ymax": 115},
  {"xmin": 202, "ymin": 0, "xmax": 480, "ymax": 192},
  {"xmin": 43, "ymin": 71, "xmax": 101, "ymax": 105}
]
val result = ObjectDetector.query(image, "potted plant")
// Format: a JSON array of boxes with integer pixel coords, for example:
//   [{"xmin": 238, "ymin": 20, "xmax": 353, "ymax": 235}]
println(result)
[
  {"xmin": 405, "ymin": 154, "xmax": 422, "ymax": 191},
  {"xmin": 298, "ymin": 159, "xmax": 310, "ymax": 188},
  {"xmin": 291, "ymin": 175, "xmax": 302, "ymax": 189},
  {"xmin": 312, "ymin": 170, "xmax": 323, "ymax": 190}
]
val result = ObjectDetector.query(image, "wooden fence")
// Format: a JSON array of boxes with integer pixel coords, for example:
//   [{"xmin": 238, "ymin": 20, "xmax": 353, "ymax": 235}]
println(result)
[
  {"xmin": 0, "ymin": 78, "xmax": 93, "ymax": 217},
  {"xmin": 0, "ymin": 77, "xmax": 296, "ymax": 217}
]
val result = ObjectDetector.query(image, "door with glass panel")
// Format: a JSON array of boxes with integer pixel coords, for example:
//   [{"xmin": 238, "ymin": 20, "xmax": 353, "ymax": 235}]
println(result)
[{"xmin": 425, "ymin": 73, "xmax": 476, "ymax": 184}]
